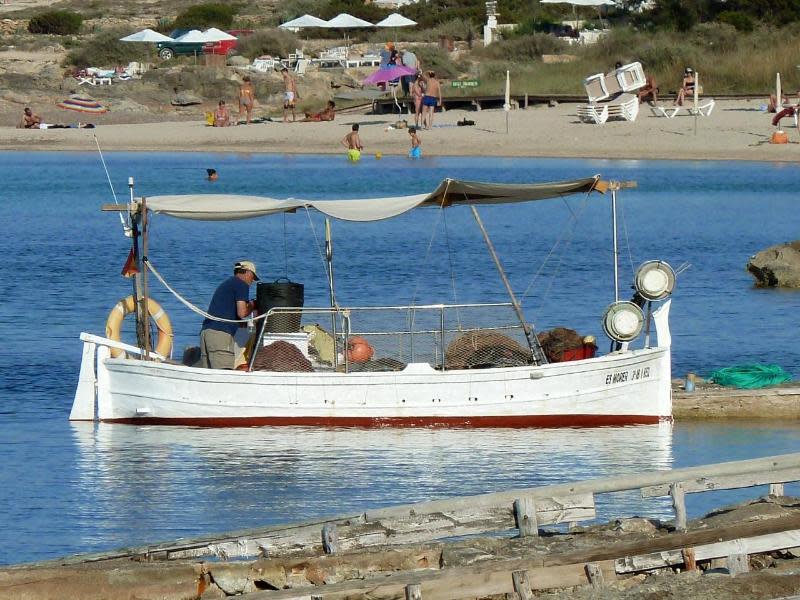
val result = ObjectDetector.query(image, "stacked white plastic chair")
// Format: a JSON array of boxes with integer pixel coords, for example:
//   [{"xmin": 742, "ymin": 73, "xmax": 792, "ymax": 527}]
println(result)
[{"xmin": 577, "ymin": 62, "xmax": 645, "ymax": 124}]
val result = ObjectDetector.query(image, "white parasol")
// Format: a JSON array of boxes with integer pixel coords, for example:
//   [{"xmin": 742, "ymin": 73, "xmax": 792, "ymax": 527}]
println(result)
[
  {"xmin": 204, "ymin": 27, "xmax": 237, "ymax": 42},
  {"xmin": 325, "ymin": 13, "xmax": 374, "ymax": 28},
  {"xmin": 120, "ymin": 28, "xmax": 174, "ymax": 43},
  {"xmin": 174, "ymin": 29, "xmax": 211, "ymax": 43},
  {"xmin": 279, "ymin": 14, "xmax": 329, "ymax": 30},
  {"xmin": 375, "ymin": 13, "xmax": 417, "ymax": 27}
]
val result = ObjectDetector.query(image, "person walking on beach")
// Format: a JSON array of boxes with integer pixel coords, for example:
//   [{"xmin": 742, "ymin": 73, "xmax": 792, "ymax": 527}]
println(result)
[
  {"xmin": 341, "ymin": 124, "xmax": 364, "ymax": 162},
  {"xmin": 199, "ymin": 260, "xmax": 259, "ymax": 370},
  {"xmin": 282, "ymin": 68, "xmax": 299, "ymax": 122},
  {"xmin": 408, "ymin": 126, "xmax": 421, "ymax": 159},
  {"xmin": 238, "ymin": 75, "xmax": 256, "ymax": 124},
  {"xmin": 421, "ymin": 71, "xmax": 442, "ymax": 130}
]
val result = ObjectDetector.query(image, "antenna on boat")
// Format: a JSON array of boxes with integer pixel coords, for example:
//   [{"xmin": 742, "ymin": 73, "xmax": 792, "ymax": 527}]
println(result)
[
  {"xmin": 94, "ymin": 135, "xmax": 131, "ymax": 237},
  {"xmin": 470, "ymin": 206, "xmax": 547, "ymax": 365}
]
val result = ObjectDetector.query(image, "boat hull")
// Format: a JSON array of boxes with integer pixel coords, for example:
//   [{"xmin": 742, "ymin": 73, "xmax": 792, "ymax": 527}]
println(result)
[{"xmin": 84, "ymin": 345, "xmax": 672, "ymax": 427}]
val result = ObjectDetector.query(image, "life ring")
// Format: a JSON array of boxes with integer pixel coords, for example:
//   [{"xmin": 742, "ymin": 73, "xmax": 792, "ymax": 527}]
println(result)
[
  {"xmin": 105, "ymin": 296, "xmax": 173, "ymax": 358},
  {"xmin": 347, "ymin": 336, "xmax": 374, "ymax": 363}
]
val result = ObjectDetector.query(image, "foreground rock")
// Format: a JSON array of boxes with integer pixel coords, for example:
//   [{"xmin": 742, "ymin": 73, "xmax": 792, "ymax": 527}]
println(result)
[{"xmin": 747, "ymin": 241, "xmax": 800, "ymax": 287}]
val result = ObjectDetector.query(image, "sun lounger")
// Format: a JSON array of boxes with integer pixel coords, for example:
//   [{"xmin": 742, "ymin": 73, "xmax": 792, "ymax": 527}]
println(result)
[
  {"xmin": 583, "ymin": 62, "xmax": 646, "ymax": 103},
  {"xmin": 577, "ymin": 93, "xmax": 639, "ymax": 125},
  {"xmin": 251, "ymin": 56, "xmax": 277, "ymax": 72},
  {"xmin": 577, "ymin": 103, "xmax": 609, "ymax": 124},
  {"xmin": 650, "ymin": 105, "xmax": 681, "ymax": 119},
  {"xmin": 688, "ymin": 98, "xmax": 715, "ymax": 117}
]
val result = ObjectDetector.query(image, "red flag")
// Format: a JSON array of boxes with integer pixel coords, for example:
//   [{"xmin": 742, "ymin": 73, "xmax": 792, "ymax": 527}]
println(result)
[{"xmin": 121, "ymin": 248, "xmax": 139, "ymax": 278}]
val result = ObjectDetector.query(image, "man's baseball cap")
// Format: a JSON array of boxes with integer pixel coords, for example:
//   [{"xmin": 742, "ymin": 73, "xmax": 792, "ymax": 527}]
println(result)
[{"xmin": 234, "ymin": 260, "xmax": 259, "ymax": 280}]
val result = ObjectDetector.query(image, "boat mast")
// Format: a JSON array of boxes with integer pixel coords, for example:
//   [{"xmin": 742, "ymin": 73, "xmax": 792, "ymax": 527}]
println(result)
[
  {"xmin": 325, "ymin": 218, "xmax": 339, "ymax": 369},
  {"xmin": 470, "ymin": 206, "xmax": 546, "ymax": 365},
  {"xmin": 611, "ymin": 186, "xmax": 620, "ymax": 303},
  {"xmin": 128, "ymin": 178, "xmax": 151, "ymax": 357}
]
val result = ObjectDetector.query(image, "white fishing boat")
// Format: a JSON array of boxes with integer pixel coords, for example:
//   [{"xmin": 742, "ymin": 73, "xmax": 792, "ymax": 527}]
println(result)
[{"xmin": 71, "ymin": 175, "xmax": 676, "ymax": 427}]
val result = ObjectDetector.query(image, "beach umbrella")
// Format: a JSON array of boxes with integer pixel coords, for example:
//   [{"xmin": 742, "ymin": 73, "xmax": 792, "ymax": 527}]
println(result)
[
  {"xmin": 540, "ymin": 0, "xmax": 616, "ymax": 30},
  {"xmin": 777, "ymin": 72, "xmax": 782, "ymax": 109},
  {"xmin": 375, "ymin": 13, "xmax": 417, "ymax": 28},
  {"xmin": 362, "ymin": 64, "xmax": 416, "ymax": 85},
  {"xmin": 174, "ymin": 29, "xmax": 211, "ymax": 43},
  {"xmin": 375, "ymin": 13, "xmax": 417, "ymax": 44},
  {"xmin": 323, "ymin": 13, "xmax": 374, "ymax": 48},
  {"xmin": 279, "ymin": 14, "xmax": 329, "ymax": 30},
  {"xmin": 57, "ymin": 95, "xmax": 108, "ymax": 114},
  {"xmin": 325, "ymin": 13, "xmax": 374, "ymax": 28},
  {"xmin": 203, "ymin": 27, "xmax": 236, "ymax": 42},
  {"xmin": 120, "ymin": 28, "xmax": 174, "ymax": 43}
]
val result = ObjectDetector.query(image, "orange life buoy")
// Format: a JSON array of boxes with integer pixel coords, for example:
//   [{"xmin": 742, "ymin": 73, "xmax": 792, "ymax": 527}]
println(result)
[
  {"xmin": 347, "ymin": 336, "xmax": 374, "ymax": 363},
  {"xmin": 105, "ymin": 295, "xmax": 173, "ymax": 358},
  {"xmin": 771, "ymin": 130, "xmax": 789, "ymax": 144}
]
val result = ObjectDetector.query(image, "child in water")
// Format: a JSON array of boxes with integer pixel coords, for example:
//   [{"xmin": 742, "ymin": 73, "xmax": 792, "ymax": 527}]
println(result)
[
  {"xmin": 408, "ymin": 127, "xmax": 421, "ymax": 159},
  {"xmin": 341, "ymin": 124, "xmax": 364, "ymax": 162}
]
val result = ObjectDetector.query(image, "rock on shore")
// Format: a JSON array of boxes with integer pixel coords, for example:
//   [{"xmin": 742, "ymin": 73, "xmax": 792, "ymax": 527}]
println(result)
[{"xmin": 747, "ymin": 241, "xmax": 800, "ymax": 287}]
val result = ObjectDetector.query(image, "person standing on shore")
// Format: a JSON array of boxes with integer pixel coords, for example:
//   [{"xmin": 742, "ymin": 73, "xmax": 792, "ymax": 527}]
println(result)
[
  {"xmin": 400, "ymin": 48, "xmax": 419, "ymax": 95},
  {"xmin": 408, "ymin": 126, "xmax": 421, "ymax": 159},
  {"xmin": 421, "ymin": 71, "xmax": 442, "ymax": 130},
  {"xmin": 199, "ymin": 260, "xmax": 259, "ymax": 370},
  {"xmin": 282, "ymin": 68, "xmax": 299, "ymax": 122},
  {"xmin": 238, "ymin": 75, "xmax": 256, "ymax": 124},
  {"xmin": 410, "ymin": 74, "xmax": 425, "ymax": 128},
  {"xmin": 341, "ymin": 123, "xmax": 364, "ymax": 162}
]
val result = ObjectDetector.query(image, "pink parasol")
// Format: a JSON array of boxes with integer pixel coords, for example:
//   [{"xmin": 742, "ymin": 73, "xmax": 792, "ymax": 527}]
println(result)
[{"xmin": 362, "ymin": 65, "xmax": 416, "ymax": 86}]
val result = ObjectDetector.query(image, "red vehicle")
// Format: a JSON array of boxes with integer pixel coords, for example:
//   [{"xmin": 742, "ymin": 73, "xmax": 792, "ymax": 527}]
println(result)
[{"xmin": 204, "ymin": 29, "xmax": 254, "ymax": 55}]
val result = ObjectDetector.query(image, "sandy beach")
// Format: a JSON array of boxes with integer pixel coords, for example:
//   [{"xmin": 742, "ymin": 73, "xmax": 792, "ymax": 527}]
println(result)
[{"xmin": 2, "ymin": 99, "xmax": 798, "ymax": 161}]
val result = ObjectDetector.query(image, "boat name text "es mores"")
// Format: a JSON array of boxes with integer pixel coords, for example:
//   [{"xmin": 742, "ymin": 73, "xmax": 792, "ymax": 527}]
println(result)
[{"xmin": 605, "ymin": 367, "xmax": 650, "ymax": 385}]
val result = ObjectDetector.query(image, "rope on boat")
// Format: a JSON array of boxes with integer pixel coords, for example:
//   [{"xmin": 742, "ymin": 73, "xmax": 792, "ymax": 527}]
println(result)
[
  {"xmin": 708, "ymin": 364, "xmax": 792, "ymax": 389},
  {"xmin": 145, "ymin": 258, "xmax": 267, "ymax": 324}
]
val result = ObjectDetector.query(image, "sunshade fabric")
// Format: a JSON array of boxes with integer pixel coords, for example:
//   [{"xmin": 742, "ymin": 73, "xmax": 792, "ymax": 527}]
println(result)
[
  {"xmin": 173, "ymin": 29, "xmax": 209, "ymax": 43},
  {"xmin": 120, "ymin": 28, "xmax": 174, "ymax": 42},
  {"xmin": 540, "ymin": 0, "xmax": 616, "ymax": 5},
  {"xmin": 145, "ymin": 177, "xmax": 600, "ymax": 222},
  {"xmin": 375, "ymin": 13, "xmax": 417, "ymax": 27},
  {"xmin": 325, "ymin": 13, "xmax": 374, "ymax": 27},
  {"xmin": 57, "ymin": 96, "xmax": 108, "ymax": 114},
  {"xmin": 363, "ymin": 65, "xmax": 417, "ymax": 85},
  {"xmin": 204, "ymin": 27, "xmax": 237, "ymax": 41},
  {"xmin": 280, "ymin": 14, "xmax": 329, "ymax": 28}
]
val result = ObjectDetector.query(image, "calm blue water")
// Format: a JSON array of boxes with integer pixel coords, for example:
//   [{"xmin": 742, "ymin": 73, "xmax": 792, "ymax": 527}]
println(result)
[{"xmin": 0, "ymin": 152, "xmax": 799, "ymax": 565}]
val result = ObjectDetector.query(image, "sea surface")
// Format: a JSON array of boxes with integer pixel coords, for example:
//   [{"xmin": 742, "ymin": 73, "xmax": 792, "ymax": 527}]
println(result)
[{"xmin": 0, "ymin": 151, "xmax": 798, "ymax": 565}]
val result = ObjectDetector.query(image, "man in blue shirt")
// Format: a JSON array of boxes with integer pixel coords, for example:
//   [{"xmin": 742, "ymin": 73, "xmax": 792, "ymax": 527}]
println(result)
[{"xmin": 199, "ymin": 260, "xmax": 259, "ymax": 369}]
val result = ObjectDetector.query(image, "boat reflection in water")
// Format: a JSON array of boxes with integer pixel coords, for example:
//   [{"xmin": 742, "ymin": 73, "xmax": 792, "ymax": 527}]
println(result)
[{"xmin": 69, "ymin": 422, "xmax": 674, "ymax": 553}]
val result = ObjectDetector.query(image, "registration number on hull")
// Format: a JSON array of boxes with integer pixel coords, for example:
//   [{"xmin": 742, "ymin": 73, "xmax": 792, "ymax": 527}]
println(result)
[{"xmin": 605, "ymin": 367, "xmax": 650, "ymax": 385}]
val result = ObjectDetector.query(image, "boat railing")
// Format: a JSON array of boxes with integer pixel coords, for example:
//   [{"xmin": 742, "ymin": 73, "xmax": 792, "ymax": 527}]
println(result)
[{"xmin": 249, "ymin": 302, "xmax": 535, "ymax": 373}]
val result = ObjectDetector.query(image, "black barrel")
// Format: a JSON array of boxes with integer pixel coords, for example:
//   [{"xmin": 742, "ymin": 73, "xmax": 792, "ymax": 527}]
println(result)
[{"xmin": 256, "ymin": 279, "xmax": 305, "ymax": 333}]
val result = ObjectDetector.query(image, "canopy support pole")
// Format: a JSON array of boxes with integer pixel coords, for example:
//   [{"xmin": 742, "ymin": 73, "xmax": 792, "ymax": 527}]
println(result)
[
  {"xmin": 325, "ymin": 218, "xmax": 339, "ymax": 369},
  {"xmin": 470, "ymin": 206, "xmax": 546, "ymax": 365}
]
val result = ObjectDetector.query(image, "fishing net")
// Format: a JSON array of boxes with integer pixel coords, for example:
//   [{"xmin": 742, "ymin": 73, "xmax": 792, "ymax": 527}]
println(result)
[
  {"xmin": 537, "ymin": 327, "xmax": 597, "ymax": 363},
  {"xmin": 707, "ymin": 364, "xmax": 792, "ymax": 389}
]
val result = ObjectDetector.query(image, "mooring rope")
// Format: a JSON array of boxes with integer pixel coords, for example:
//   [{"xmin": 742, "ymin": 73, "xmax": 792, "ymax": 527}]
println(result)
[{"xmin": 145, "ymin": 258, "xmax": 267, "ymax": 324}]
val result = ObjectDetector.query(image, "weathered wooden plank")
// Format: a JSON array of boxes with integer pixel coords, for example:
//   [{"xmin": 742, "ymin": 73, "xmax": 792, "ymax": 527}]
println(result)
[
  {"xmin": 616, "ymin": 529, "xmax": 800, "ymax": 573},
  {"xmin": 405, "ymin": 583, "xmax": 422, "ymax": 600},
  {"xmin": 245, "ymin": 560, "xmax": 618, "ymax": 600},
  {"xmin": 167, "ymin": 494, "xmax": 594, "ymax": 561},
  {"xmin": 513, "ymin": 498, "xmax": 539, "ymax": 537},
  {"xmin": 584, "ymin": 563, "xmax": 604, "ymax": 588},
  {"xmin": 771, "ymin": 483, "xmax": 786, "ymax": 496},
  {"xmin": 670, "ymin": 483, "xmax": 687, "ymax": 532},
  {"xmin": 641, "ymin": 468, "xmax": 800, "ymax": 498},
  {"xmin": 512, "ymin": 570, "xmax": 534, "ymax": 599}
]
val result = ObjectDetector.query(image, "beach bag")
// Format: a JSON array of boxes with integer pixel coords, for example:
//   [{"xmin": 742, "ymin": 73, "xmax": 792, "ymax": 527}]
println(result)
[{"xmin": 205, "ymin": 112, "xmax": 214, "ymax": 126}]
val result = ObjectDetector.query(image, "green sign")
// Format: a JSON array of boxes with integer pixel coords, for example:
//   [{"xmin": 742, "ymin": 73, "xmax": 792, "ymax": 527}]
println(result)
[{"xmin": 451, "ymin": 79, "xmax": 480, "ymax": 88}]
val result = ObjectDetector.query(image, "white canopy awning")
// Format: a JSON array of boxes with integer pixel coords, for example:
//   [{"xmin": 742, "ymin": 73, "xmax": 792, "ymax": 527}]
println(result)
[
  {"xmin": 203, "ymin": 27, "xmax": 237, "ymax": 41},
  {"xmin": 173, "ymin": 29, "xmax": 209, "ymax": 43},
  {"xmin": 144, "ymin": 177, "xmax": 601, "ymax": 222},
  {"xmin": 540, "ymin": 0, "xmax": 616, "ymax": 5},
  {"xmin": 325, "ymin": 13, "xmax": 374, "ymax": 28},
  {"xmin": 120, "ymin": 28, "xmax": 174, "ymax": 43},
  {"xmin": 279, "ymin": 14, "xmax": 329, "ymax": 29},
  {"xmin": 376, "ymin": 13, "xmax": 417, "ymax": 27}
]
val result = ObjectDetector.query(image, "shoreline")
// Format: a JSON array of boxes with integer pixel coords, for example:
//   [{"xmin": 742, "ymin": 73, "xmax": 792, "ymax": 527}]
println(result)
[{"xmin": 4, "ymin": 100, "xmax": 800, "ymax": 162}]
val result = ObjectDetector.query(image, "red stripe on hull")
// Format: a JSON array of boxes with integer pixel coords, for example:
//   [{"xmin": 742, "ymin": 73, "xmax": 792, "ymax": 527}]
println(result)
[{"xmin": 102, "ymin": 414, "xmax": 668, "ymax": 428}]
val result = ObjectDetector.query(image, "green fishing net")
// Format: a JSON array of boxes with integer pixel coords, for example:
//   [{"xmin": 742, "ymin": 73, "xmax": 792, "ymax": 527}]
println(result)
[{"xmin": 707, "ymin": 364, "xmax": 792, "ymax": 389}]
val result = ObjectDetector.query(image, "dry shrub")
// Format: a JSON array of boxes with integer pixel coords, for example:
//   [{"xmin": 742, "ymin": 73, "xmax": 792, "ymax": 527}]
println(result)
[{"xmin": 237, "ymin": 29, "xmax": 300, "ymax": 60}]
